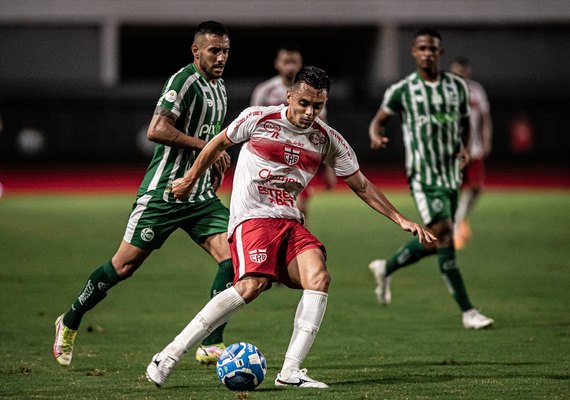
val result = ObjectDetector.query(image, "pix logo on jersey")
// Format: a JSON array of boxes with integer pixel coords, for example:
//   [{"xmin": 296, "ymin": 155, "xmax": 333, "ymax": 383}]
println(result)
[
  {"xmin": 249, "ymin": 249, "xmax": 267, "ymax": 263},
  {"xmin": 284, "ymin": 147, "xmax": 300, "ymax": 166}
]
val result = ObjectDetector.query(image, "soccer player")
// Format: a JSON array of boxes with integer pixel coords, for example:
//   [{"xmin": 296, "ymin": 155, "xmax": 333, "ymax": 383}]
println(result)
[
  {"xmin": 367, "ymin": 29, "xmax": 494, "ymax": 330},
  {"xmin": 449, "ymin": 57, "xmax": 493, "ymax": 249},
  {"xmin": 53, "ymin": 21, "xmax": 234, "ymax": 366},
  {"xmin": 146, "ymin": 66, "xmax": 435, "ymax": 388},
  {"xmin": 251, "ymin": 44, "xmax": 336, "ymax": 220}
]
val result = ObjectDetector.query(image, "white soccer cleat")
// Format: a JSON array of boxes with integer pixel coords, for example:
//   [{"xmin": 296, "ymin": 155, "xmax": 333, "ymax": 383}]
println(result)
[
  {"xmin": 462, "ymin": 309, "xmax": 494, "ymax": 330},
  {"xmin": 195, "ymin": 343, "xmax": 225, "ymax": 365},
  {"xmin": 53, "ymin": 314, "xmax": 77, "ymax": 366},
  {"xmin": 368, "ymin": 259, "xmax": 392, "ymax": 305},
  {"xmin": 146, "ymin": 352, "xmax": 179, "ymax": 387},
  {"xmin": 275, "ymin": 368, "xmax": 328, "ymax": 388}
]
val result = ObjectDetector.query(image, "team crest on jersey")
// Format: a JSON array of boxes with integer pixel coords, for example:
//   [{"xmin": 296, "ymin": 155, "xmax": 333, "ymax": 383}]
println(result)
[
  {"xmin": 165, "ymin": 90, "xmax": 177, "ymax": 103},
  {"xmin": 310, "ymin": 132, "xmax": 326, "ymax": 145},
  {"xmin": 284, "ymin": 147, "xmax": 300, "ymax": 165},
  {"xmin": 431, "ymin": 199, "xmax": 444, "ymax": 213},
  {"xmin": 249, "ymin": 249, "xmax": 267, "ymax": 263},
  {"xmin": 207, "ymin": 99, "xmax": 214, "ymax": 107}
]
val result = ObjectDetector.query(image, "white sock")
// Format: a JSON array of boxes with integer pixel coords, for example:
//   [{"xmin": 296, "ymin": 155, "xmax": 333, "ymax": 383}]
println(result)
[
  {"xmin": 280, "ymin": 290, "xmax": 328, "ymax": 376},
  {"xmin": 163, "ymin": 286, "xmax": 245, "ymax": 359}
]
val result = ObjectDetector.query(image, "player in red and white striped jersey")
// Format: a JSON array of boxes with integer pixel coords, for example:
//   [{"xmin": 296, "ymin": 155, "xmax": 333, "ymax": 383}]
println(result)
[
  {"xmin": 146, "ymin": 66, "xmax": 434, "ymax": 389},
  {"xmin": 450, "ymin": 57, "xmax": 493, "ymax": 249}
]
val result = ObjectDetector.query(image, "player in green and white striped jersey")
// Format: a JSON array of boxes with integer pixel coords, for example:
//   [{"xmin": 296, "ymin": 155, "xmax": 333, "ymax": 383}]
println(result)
[
  {"xmin": 53, "ymin": 21, "xmax": 235, "ymax": 367},
  {"xmin": 367, "ymin": 28, "xmax": 494, "ymax": 330}
]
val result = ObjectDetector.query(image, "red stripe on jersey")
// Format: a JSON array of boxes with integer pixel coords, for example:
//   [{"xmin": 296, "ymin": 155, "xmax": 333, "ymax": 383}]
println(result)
[
  {"xmin": 257, "ymin": 111, "xmax": 283, "ymax": 125},
  {"xmin": 249, "ymin": 137, "xmax": 323, "ymax": 175}
]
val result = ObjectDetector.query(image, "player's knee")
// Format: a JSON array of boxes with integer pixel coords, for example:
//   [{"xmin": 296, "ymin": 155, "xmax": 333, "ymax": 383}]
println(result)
[
  {"xmin": 234, "ymin": 277, "xmax": 269, "ymax": 303},
  {"xmin": 307, "ymin": 270, "xmax": 330, "ymax": 292}
]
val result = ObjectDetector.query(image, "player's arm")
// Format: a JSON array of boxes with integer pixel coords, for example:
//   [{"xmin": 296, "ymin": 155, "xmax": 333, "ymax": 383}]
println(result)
[
  {"xmin": 147, "ymin": 108, "xmax": 208, "ymax": 150},
  {"xmin": 171, "ymin": 130, "xmax": 234, "ymax": 200},
  {"xmin": 458, "ymin": 115, "xmax": 471, "ymax": 168},
  {"xmin": 482, "ymin": 110, "xmax": 493, "ymax": 157},
  {"xmin": 344, "ymin": 171, "xmax": 436, "ymax": 244},
  {"xmin": 368, "ymin": 107, "xmax": 391, "ymax": 150}
]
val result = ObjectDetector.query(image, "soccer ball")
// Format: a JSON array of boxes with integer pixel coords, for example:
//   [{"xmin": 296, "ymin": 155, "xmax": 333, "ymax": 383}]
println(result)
[{"xmin": 216, "ymin": 342, "xmax": 267, "ymax": 391}]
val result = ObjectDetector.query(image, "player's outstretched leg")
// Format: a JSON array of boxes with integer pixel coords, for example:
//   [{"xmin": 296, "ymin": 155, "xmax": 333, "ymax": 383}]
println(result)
[
  {"xmin": 147, "ymin": 286, "xmax": 246, "ymax": 387},
  {"xmin": 196, "ymin": 258, "xmax": 233, "ymax": 365},
  {"xmin": 53, "ymin": 260, "xmax": 123, "ymax": 365}
]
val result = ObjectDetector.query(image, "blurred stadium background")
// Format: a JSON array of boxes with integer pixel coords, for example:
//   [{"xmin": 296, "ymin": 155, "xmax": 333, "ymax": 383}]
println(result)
[{"xmin": 0, "ymin": 0, "xmax": 568, "ymax": 191}]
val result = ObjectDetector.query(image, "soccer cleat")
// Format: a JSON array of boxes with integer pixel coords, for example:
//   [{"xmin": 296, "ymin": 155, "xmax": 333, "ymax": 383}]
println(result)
[
  {"xmin": 53, "ymin": 314, "xmax": 77, "ymax": 366},
  {"xmin": 462, "ymin": 309, "xmax": 494, "ymax": 330},
  {"xmin": 275, "ymin": 368, "xmax": 328, "ymax": 389},
  {"xmin": 195, "ymin": 343, "xmax": 226, "ymax": 365},
  {"xmin": 146, "ymin": 352, "xmax": 179, "ymax": 387},
  {"xmin": 368, "ymin": 259, "xmax": 392, "ymax": 305},
  {"xmin": 454, "ymin": 221, "xmax": 471, "ymax": 250}
]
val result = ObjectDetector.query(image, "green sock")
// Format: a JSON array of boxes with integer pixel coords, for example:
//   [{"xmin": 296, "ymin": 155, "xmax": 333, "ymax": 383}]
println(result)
[
  {"xmin": 386, "ymin": 238, "xmax": 436, "ymax": 276},
  {"xmin": 201, "ymin": 258, "xmax": 234, "ymax": 346},
  {"xmin": 437, "ymin": 247, "xmax": 473, "ymax": 312},
  {"xmin": 63, "ymin": 260, "xmax": 123, "ymax": 330}
]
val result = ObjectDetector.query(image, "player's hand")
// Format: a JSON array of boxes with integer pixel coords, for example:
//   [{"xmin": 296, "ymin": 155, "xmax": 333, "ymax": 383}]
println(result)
[
  {"xmin": 171, "ymin": 177, "xmax": 194, "ymax": 200},
  {"xmin": 399, "ymin": 219, "xmax": 437, "ymax": 244},
  {"xmin": 458, "ymin": 148, "xmax": 470, "ymax": 169},
  {"xmin": 213, "ymin": 151, "xmax": 231, "ymax": 175},
  {"xmin": 211, "ymin": 169, "xmax": 225, "ymax": 193},
  {"xmin": 370, "ymin": 135, "xmax": 389, "ymax": 150}
]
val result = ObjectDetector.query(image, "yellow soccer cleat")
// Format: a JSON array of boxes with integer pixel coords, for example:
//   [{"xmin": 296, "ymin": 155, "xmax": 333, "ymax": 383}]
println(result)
[
  {"xmin": 53, "ymin": 314, "xmax": 77, "ymax": 366},
  {"xmin": 195, "ymin": 343, "xmax": 225, "ymax": 365}
]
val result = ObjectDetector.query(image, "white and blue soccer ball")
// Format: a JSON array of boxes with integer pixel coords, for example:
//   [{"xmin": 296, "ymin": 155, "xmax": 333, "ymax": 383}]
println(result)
[{"xmin": 216, "ymin": 342, "xmax": 267, "ymax": 391}]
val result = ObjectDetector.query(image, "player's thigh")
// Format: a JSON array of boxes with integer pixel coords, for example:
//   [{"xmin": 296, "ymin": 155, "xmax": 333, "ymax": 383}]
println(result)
[
  {"xmin": 181, "ymin": 197, "xmax": 230, "ymax": 253},
  {"xmin": 411, "ymin": 183, "xmax": 457, "ymax": 225},
  {"xmin": 123, "ymin": 194, "xmax": 182, "ymax": 250}
]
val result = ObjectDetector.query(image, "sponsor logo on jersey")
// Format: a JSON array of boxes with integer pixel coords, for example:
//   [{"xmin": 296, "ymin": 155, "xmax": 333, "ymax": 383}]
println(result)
[
  {"xmin": 284, "ymin": 147, "xmax": 300, "ymax": 165},
  {"xmin": 165, "ymin": 90, "xmax": 177, "ymax": 103},
  {"xmin": 141, "ymin": 228, "xmax": 155, "ymax": 242},
  {"xmin": 257, "ymin": 185, "xmax": 296, "ymax": 207},
  {"xmin": 264, "ymin": 121, "xmax": 281, "ymax": 138},
  {"xmin": 199, "ymin": 123, "xmax": 220, "ymax": 138},
  {"xmin": 207, "ymin": 99, "xmax": 214, "ymax": 107},
  {"xmin": 259, "ymin": 169, "xmax": 300, "ymax": 184},
  {"xmin": 310, "ymin": 132, "xmax": 326, "ymax": 145},
  {"xmin": 249, "ymin": 249, "xmax": 267, "ymax": 263},
  {"xmin": 286, "ymin": 139, "xmax": 304, "ymax": 147}
]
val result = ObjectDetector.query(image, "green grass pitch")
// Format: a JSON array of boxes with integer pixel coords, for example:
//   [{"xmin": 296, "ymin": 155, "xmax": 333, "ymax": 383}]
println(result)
[{"xmin": 0, "ymin": 190, "xmax": 568, "ymax": 399}]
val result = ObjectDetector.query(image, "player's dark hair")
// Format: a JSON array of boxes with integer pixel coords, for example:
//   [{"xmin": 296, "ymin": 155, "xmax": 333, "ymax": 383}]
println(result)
[
  {"xmin": 414, "ymin": 28, "xmax": 442, "ymax": 41},
  {"xmin": 452, "ymin": 56, "xmax": 470, "ymax": 67},
  {"xmin": 194, "ymin": 21, "xmax": 229, "ymax": 39},
  {"xmin": 292, "ymin": 66, "xmax": 330, "ymax": 92},
  {"xmin": 277, "ymin": 43, "xmax": 301, "ymax": 54}
]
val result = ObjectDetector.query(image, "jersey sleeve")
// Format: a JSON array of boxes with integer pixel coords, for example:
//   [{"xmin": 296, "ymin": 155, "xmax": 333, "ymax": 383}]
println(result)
[
  {"xmin": 381, "ymin": 83, "xmax": 403, "ymax": 115},
  {"xmin": 323, "ymin": 128, "xmax": 360, "ymax": 178},
  {"xmin": 156, "ymin": 72, "xmax": 195, "ymax": 118},
  {"xmin": 225, "ymin": 106, "xmax": 266, "ymax": 144}
]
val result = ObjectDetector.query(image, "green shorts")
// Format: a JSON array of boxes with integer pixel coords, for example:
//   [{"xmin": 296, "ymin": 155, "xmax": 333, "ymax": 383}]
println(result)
[
  {"xmin": 123, "ymin": 194, "xmax": 229, "ymax": 250},
  {"xmin": 410, "ymin": 180, "xmax": 458, "ymax": 226}
]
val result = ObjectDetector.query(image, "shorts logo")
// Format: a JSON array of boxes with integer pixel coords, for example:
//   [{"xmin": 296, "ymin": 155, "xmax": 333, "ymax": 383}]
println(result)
[
  {"xmin": 431, "ymin": 199, "xmax": 444, "ymax": 213},
  {"xmin": 284, "ymin": 147, "xmax": 300, "ymax": 166},
  {"xmin": 249, "ymin": 249, "xmax": 267, "ymax": 263},
  {"xmin": 141, "ymin": 228, "xmax": 155, "ymax": 242},
  {"xmin": 165, "ymin": 90, "xmax": 177, "ymax": 103}
]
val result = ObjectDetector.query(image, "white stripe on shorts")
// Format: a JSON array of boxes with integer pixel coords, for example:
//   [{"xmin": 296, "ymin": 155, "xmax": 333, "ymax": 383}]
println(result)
[
  {"xmin": 411, "ymin": 179, "xmax": 432, "ymax": 225},
  {"xmin": 123, "ymin": 194, "xmax": 153, "ymax": 243},
  {"xmin": 235, "ymin": 224, "xmax": 246, "ymax": 279}
]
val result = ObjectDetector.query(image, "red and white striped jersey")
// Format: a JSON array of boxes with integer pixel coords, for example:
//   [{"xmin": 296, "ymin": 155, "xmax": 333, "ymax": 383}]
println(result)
[
  {"xmin": 225, "ymin": 104, "xmax": 359, "ymax": 236},
  {"xmin": 466, "ymin": 79, "xmax": 490, "ymax": 159}
]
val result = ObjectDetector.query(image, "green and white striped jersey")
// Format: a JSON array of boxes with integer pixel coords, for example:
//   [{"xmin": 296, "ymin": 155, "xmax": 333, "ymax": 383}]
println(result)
[
  {"xmin": 382, "ymin": 71, "xmax": 470, "ymax": 190},
  {"xmin": 138, "ymin": 63, "xmax": 227, "ymax": 203}
]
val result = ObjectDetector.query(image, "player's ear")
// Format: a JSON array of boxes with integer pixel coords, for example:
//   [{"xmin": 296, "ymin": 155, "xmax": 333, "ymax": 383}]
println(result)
[
  {"xmin": 191, "ymin": 43, "xmax": 200, "ymax": 60},
  {"xmin": 286, "ymin": 90, "xmax": 292, "ymax": 104}
]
